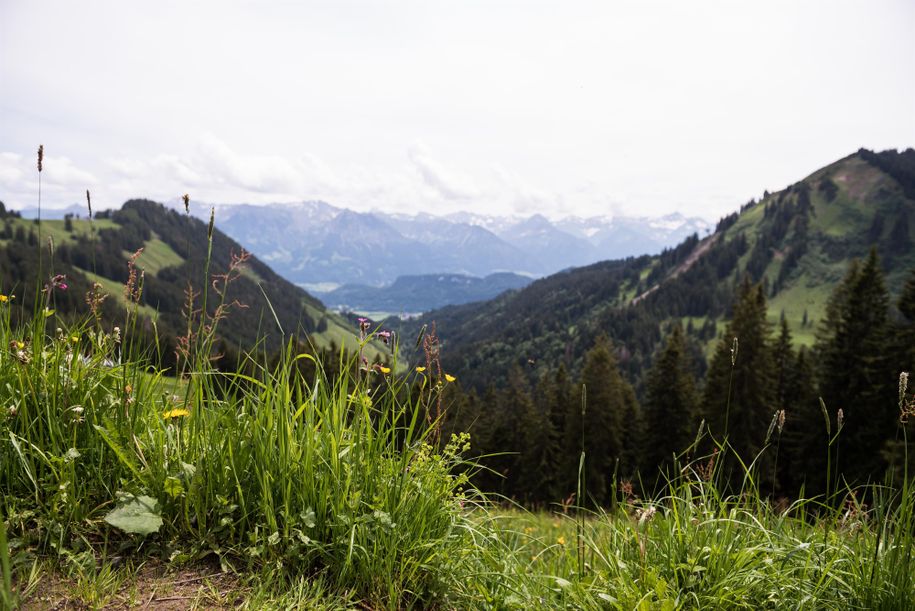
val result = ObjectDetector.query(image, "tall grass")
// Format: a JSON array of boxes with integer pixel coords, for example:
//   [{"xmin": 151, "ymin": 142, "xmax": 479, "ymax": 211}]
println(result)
[{"xmin": 1, "ymin": 195, "xmax": 913, "ymax": 607}]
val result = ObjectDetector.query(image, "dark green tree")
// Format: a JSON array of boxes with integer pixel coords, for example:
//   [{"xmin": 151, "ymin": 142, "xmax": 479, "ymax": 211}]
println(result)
[
  {"xmin": 781, "ymin": 346, "xmax": 824, "ymax": 495},
  {"xmin": 702, "ymin": 279, "xmax": 776, "ymax": 477},
  {"xmin": 565, "ymin": 336, "xmax": 638, "ymax": 505},
  {"xmin": 643, "ymin": 324, "xmax": 700, "ymax": 484},
  {"xmin": 815, "ymin": 249, "xmax": 897, "ymax": 485}
]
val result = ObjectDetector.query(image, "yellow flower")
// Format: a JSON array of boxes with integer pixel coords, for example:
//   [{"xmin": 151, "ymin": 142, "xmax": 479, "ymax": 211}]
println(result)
[
  {"xmin": 163, "ymin": 408, "xmax": 190, "ymax": 420},
  {"xmin": 444, "ymin": 374, "xmax": 456, "ymax": 383},
  {"xmin": 14, "ymin": 341, "xmax": 24, "ymax": 350},
  {"xmin": 0, "ymin": 295, "xmax": 8, "ymax": 303},
  {"xmin": 379, "ymin": 366, "xmax": 391, "ymax": 374},
  {"xmin": 415, "ymin": 366, "xmax": 426, "ymax": 373},
  {"xmin": 557, "ymin": 536, "xmax": 566, "ymax": 545},
  {"xmin": 70, "ymin": 335, "xmax": 79, "ymax": 343}
]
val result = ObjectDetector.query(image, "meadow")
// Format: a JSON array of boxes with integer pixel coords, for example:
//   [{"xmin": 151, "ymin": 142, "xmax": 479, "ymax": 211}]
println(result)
[{"xmin": 0, "ymin": 209, "xmax": 913, "ymax": 610}]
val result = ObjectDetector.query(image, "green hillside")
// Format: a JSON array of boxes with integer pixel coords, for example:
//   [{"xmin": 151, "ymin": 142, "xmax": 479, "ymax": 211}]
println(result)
[
  {"xmin": 0, "ymin": 200, "xmax": 388, "ymax": 370},
  {"xmin": 390, "ymin": 148, "xmax": 915, "ymax": 391}
]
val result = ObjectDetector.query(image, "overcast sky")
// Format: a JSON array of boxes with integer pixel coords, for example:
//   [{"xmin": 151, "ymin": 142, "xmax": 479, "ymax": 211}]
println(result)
[{"xmin": 1, "ymin": 1, "xmax": 913, "ymax": 221}]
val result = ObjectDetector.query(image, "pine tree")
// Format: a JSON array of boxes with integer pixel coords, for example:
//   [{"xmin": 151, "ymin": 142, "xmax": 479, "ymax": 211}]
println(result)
[
  {"xmin": 815, "ymin": 249, "xmax": 897, "ymax": 485},
  {"xmin": 702, "ymin": 279, "xmax": 776, "ymax": 478},
  {"xmin": 566, "ymin": 335, "xmax": 638, "ymax": 505},
  {"xmin": 780, "ymin": 346, "xmax": 822, "ymax": 495},
  {"xmin": 643, "ymin": 324, "xmax": 700, "ymax": 483}
]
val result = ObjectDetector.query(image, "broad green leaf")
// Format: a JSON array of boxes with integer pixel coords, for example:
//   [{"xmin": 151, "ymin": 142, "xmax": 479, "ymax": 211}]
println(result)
[{"xmin": 104, "ymin": 494, "xmax": 162, "ymax": 535}]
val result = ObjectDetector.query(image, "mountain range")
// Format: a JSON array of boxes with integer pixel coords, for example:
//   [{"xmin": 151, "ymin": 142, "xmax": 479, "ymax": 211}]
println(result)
[
  {"xmin": 134, "ymin": 202, "xmax": 710, "ymax": 289},
  {"xmin": 383, "ymin": 148, "xmax": 915, "ymax": 392}
]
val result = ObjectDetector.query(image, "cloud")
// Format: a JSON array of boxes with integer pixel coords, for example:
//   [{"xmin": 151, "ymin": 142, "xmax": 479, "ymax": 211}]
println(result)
[
  {"xmin": 0, "ymin": 152, "xmax": 98, "ymax": 210},
  {"xmin": 407, "ymin": 145, "xmax": 479, "ymax": 201}
]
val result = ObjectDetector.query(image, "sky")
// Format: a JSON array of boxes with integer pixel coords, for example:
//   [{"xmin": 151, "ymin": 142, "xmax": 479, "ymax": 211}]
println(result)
[{"xmin": 1, "ymin": 0, "xmax": 913, "ymax": 222}]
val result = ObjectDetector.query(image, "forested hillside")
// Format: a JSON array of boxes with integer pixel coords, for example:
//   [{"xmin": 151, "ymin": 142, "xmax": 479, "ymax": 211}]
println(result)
[
  {"xmin": 394, "ymin": 148, "xmax": 915, "ymax": 392},
  {"xmin": 0, "ymin": 199, "xmax": 386, "ymax": 371},
  {"xmin": 386, "ymin": 148, "xmax": 915, "ymax": 503}
]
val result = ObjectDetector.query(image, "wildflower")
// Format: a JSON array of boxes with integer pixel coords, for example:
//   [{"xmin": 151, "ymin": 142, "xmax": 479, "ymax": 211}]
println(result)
[
  {"xmin": 124, "ymin": 384, "xmax": 133, "ymax": 395},
  {"xmin": 557, "ymin": 536, "xmax": 566, "ymax": 545},
  {"xmin": 45, "ymin": 274, "xmax": 68, "ymax": 293},
  {"xmin": 777, "ymin": 409, "xmax": 786, "ymax": 434},
  {"xmin": 70, "ymin": 335, "xmax": 79, "ymax": 344},
  {"xmin": 163, "ymin": 408, "xmax": 190, "ymax": 420},
  {"xmin": 444, "ymin": 374, "xmax": 456, "ymax": 383},
  {"xmin": 415, "ymin": 366, "xmax": 426, "ymax": 373},
  {"xmin": 379, "ymin": 366, "xmax": 391, "ymax": 374},
  {"xmin": 0, "ymin": 294, "xmax": 9, "ymax": 303},
  {"xmin": 357, "ymin": 317, "xmax": 371, "ymax": 339},
  {"xmin": 10, "ymin": 340, "xmax": 24, "ymax": 350},
  {"xmin": 43, "ymin": 308, "xmax": 55, "ymax": 317},
  {"xmin": 837, "ymin": 408, "xmax": 844, "ymax": 428},
  {"xmin": 377, "ymin": 330, "xmax": 392, "ymax": 345}
]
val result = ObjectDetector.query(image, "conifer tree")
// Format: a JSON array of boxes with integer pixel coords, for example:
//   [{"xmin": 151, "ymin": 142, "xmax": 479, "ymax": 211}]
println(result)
[
  {"xmin": 535, "ymin": 365, "xmax": 575, "ymax": 500},
  {"xmin": 566, "ymin": 335, "xmax": 637, "ymax": 505},
  {"xmin": 702, "ymin": 279, "xmax": 776, "ymax": 476},
  {"xmin": 816, "ymin": 249, "xmax": 897, "ymax": 484},
  {"xmin": 643, "ymin": 324, "xmax": 699, "ymax": 482},
  {"xmin": 780, "ymin": 346, "xmax": 822, "ymax": 494}
]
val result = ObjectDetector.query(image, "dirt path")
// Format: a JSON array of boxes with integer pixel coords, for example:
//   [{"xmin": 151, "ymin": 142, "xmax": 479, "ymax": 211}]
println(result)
[{"xmin": 631, "ymin": 233, "xmax": 719, "ymax": 306}]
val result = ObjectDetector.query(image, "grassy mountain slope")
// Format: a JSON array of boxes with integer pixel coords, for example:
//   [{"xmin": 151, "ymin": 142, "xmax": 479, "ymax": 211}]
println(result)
[
  {"xmin": 0, "ymin": 199, "xmax": 384, "ymax": 366},
  {"xmin": 391, "ymin": 148, "xmax": 915, "ymax": 390}
]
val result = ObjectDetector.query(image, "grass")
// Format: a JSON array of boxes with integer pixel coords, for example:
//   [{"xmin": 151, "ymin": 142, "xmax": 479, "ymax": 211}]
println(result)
[
  {"xmin": 129, "ymin": 234, "xmax": 184, "ymax": 276},
  {"xmin": 1, "ymin": 199, "xmax": 914, "ymax": 609},
  {"xmin": 2, "ymin": 281, "xmax": 914, "ymax": 608}
]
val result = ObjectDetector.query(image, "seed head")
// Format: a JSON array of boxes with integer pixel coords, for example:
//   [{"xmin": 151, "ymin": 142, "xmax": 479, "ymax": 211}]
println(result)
[
  {"xmin": 837, "ymin": 408, "xmax": 844, "ymax": 428},
  {"xmin": 777, "ymin": 409, "xmax": 786, "ymax": 434},
  {"xmin": 86, "ymin": 190, "xmax": 92, "ymax": 219},
  {"xmin": 182, "ymin": 193, "xmax": 190, "ymax": 214},
  {"xmin": 730, "ymin": 336, "xmax": 739, "ymax": 366},
  {"xmin": 207, "ymin": 207, "xmax": 215, "ymax": 240},
  {"xmin": 899, "ymin": 372, "xmax": 909, "ymax": 410},
  {"xmin": 37, "ymin": 145, "xmax": 44, "ymax": 172}
]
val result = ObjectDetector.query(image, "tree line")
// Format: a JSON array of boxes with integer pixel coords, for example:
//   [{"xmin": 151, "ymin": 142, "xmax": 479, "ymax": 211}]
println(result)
[{"xmin": 431, "ymin": 249, "xmax": 915, "ymax": 506}]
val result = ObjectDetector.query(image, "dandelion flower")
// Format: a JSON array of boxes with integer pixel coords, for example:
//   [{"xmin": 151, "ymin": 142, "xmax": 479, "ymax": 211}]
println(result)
[
  {"xmin": 415, "ymin": 366, "xmax": 426, "ymax": 373},
  {"xmin": 557, "ymin": 536, "xmax": 566, "ymax": 545},
  {"xmin": 163, "ymin": 408, "xmax": 190, "ymax": 420},
  {"xmin": 379, "ymin": 366, "xmax": 391, "ymax": 374},
  {"xmin": 445, "ymin": 374, "xmax": 456, "ymax": 383},
  {"xmin": 70, "ymin": 335, "xmax": 79, "ymax": 343},
  {"xmin": 0, "ymin": 295, "xmax": 8, "ymax": 303}
]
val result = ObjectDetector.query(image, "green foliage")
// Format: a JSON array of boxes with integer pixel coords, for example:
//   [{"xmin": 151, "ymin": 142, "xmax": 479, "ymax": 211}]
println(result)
[
  {"xmin": 815, "ymin": 249, "xmax": 897, "ymax": 486},
  {"xmin": 643, "ymin": 324, "xmax": 700, "ymax": 484},
  {"xmin": 103, "ymin": 494, "xmax": 163, "ymax": 535},
  {"xmin": 703, "ymin": 280, "xmax": 776, "ymax": 480}
]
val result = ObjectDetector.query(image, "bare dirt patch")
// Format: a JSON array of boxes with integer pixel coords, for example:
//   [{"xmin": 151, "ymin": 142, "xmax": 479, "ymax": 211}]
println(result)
[{"xmin": 20, "ymin": 560, "xmax": 243, "ymax": 610}]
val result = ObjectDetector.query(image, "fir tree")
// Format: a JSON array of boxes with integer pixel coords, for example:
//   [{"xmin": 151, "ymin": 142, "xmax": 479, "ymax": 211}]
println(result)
[
  {"xmin": 643, "ymin": 324, "xmax": 700, "ymax": 483},
  {"xmin": 566, "ymin": 335, "xmax": 638, "ymax": 505},
  {"xmin": 702, "ymin": 279, "xmax": 776, "ymax": 478},
  {"xmin": 780, "ymin": 346, "xmax": 822, "ymax": 495},
  {"xmin": 815, "ymin": 249, "xmax": 897, "ymax": 485}
]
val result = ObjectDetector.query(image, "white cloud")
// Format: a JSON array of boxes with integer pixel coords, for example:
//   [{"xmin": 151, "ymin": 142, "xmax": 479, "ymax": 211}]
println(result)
[{"xmin": 407, "ymin": 145, "xmax": 479, "ymax": 201}]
